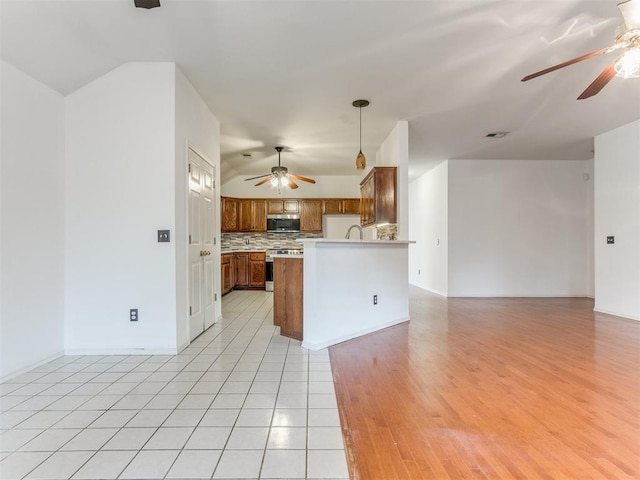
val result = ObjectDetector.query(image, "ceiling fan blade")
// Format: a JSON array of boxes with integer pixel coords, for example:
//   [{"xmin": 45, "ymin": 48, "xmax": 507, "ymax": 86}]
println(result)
[
  {"xmin": 254, "ymin": 177, "xmax": 273, "ymax": 187},
  {"xmin": 245, "ymin": 173, "xmax": 271, "ymax": 181},
  {"xmin": 289, "ymin": 174, "xmax": 316, "ymax": 184},
  {"xmin": 618, "ymin": 0, "xmax": 640, "ymax": 29},
  {"xmin": 521, "ymin": 47, "xmax": 611, "ymax": 82},
  {"xmin": 287, "ymin": 178, "xmax": 299, "ymax": 189},
  {"xmin": 577, "ymin": 61, "xmax": 617, "ymax": 99}
]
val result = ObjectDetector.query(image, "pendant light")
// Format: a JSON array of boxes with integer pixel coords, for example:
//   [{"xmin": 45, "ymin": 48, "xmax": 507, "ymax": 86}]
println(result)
[{"xmin": 352, "ymin": 99, "xmax": 369, "ymax": 170}]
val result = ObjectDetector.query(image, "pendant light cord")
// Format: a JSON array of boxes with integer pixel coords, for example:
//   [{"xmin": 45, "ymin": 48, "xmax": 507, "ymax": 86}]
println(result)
[{"xmin": 359, "ymin": 106, "xmax": 362, "ymax": 152}]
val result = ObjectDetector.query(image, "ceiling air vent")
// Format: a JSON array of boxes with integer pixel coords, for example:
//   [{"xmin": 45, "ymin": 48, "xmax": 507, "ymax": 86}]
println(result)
[
  {"xmin": 485, "ymin": 132, "xmax": 509, "ymax": 138},
  {"xmin": 134, "ymin": 0, "xmax": 160, "ymax": 9}
]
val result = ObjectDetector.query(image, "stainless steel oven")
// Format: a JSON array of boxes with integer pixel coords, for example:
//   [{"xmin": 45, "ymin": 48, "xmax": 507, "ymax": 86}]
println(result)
[{"xmin": 265, "ymin": 252, "xmax": 274, "ymax": 292}]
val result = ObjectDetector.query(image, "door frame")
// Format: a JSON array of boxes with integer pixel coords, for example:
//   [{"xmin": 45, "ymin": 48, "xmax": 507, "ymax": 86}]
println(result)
[{"xmin": 184, "ymin": 141, "xmax": 220, "ymax": 345}]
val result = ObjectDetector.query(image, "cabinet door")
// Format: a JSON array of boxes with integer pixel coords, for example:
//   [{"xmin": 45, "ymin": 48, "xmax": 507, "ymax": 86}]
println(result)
[
  {"xmin": 323, "ymin": 199, "xmax": 342, "ymax": 214},
  {"xmin": 238, "ymin": 200, "xmax": 253, "ymax": 231},
  {"xmin": 361, "ymin": 175, "xmax": 375, "ymax": 226},
  {"xmin": 267, "ymin": 200, "xmax": 284, "ymax": 214},
  {"xmin": 300, "ymin": 200, "xmax": 323, "ymax": 231},
  {"xmin": 342, "ymin": 199, "xmax": 360, "ymax": 215},
  {"xmin": 221, "ymin": 197, "xmax": 239, "ymax": 232},
  {"xmin": 234, "ymin": 253, "xmax": 249, "ymax": 288},
  {"xmin": 283, "ymin": 200, "xmax": 299, "ymax": 213},
  {"xmin": 249, "ymin": 252, "xmax": 266, "ymax": 288},
  {"xmin": 252, "ymin": 200, "xmax": 266, "ymax": 232}
]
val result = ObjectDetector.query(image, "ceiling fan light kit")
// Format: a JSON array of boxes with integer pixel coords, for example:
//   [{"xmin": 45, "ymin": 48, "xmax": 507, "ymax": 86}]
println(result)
[
  {"xmin": 521, "ymin": 0, "xmax": 640, "ymax": 99},
  {"xmin": 244, "ymin": 146, "xmax": 316, "ymax": 194},
  {"xmin": 353, "ymin": 99, "xmax": 370, "ymax": 170}
]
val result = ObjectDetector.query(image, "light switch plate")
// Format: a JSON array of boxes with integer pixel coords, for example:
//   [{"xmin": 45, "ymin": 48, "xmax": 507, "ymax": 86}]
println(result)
[
  {"xmin": 606, "ymin": 236, "xmax": 614, "ymax": 244},
  {"xmin": 158, "ymin": 230, "xmax": 170, "ymax": 243}
]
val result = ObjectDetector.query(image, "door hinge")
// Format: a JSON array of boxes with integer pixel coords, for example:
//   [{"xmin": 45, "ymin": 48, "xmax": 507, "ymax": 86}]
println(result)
[
  {"xmin": 213, "ymin": 238, "xmax": 217, "ymax": 245},
  {"xmin": 213, "ymin": 180, "xmax": 216, "ymax": 189},
  {"xmin": 189, "ymin": 306, "xmax": 192, "ymax": 316},
  {"xmin": 214, "ymin": 293, "xmax": 217, "ymax": 301},
  {"xmin": 189, "ymin": 235, "xmax": 192, "ymax": 244},
  {"xmin": 188, "ymin": 164, "xmax": 191, "ymax": 173}
]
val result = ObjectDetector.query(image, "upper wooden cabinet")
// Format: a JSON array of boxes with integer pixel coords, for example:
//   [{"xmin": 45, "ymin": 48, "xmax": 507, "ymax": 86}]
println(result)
[
  {"xmin": 360, "ymin": 166, "xmax": 397, "ymax": 227},
  {"xmin": 222, "ymin": 197, "xmax": 239, "ymax": 232},
  {"xmin": 238, "ymin": 199, "xmax": 266, "ymax": 232},
  {"xmin": 267, "ymin": 199, "xmax": 299, "ymax": 214},
  {"xmin": 323, "ymin": 198, "xmax": 360, "ymax": 215},
  {"xmin": 222, "ymin": 196, "xmax": 359, "ymax": 233},
  {"xmin": 300, "ymin": 200, "xmax": 323, "ymax": 232}
]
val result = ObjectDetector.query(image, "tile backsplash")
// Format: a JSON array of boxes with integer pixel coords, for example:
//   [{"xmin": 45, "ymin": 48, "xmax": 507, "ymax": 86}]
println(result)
[
  {"xmin": 377, "ymin": 223, "xmax": 398, "ymax": 240},
  {"xmin": 221, "ymin": 232, "xmax": 323, "ymax": 252}
]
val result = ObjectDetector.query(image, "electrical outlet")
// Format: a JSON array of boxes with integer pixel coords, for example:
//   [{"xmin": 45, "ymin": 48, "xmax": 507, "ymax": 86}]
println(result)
[
  {"xmin": 607, "ymin": 236, "xmax": 615, "ymax": 244},
  {"xmin": 373, "ymin": 295, "xmax": 378, "ymax": 305},
  {"xmin": 157, "ymin": 230, "xmax": 170, "ymax": 243},
  {"xmin": 130, "ymin": 309, "xmax": 138, "ymax": 322}
]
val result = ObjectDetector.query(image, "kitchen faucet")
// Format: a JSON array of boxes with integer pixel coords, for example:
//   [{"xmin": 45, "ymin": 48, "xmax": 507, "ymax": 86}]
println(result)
[{"xmin": 345, "ymin": 224, "xmax": 363, "ymax": 240}]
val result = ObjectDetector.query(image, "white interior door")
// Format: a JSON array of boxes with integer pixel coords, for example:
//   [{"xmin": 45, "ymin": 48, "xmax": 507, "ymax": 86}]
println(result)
[{"xmin": 188, "ymin": 148, "xmax": 216, "ymax": 341}]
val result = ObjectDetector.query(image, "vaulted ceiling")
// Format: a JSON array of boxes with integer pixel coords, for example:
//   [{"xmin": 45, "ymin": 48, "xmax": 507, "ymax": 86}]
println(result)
[{"xmin": 2, "ymin": 0, "xmax": 639, "ymax": 182}]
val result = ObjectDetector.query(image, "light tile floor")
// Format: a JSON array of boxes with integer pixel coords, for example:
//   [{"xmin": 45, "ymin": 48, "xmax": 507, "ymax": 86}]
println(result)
[{"xmin": 0, "ymin": 291, "xmax": 349, "ymax": 480}]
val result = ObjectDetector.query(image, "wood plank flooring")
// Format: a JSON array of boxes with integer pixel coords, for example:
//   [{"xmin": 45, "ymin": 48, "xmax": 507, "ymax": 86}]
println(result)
[{"xmin": 328, "ymin": 288, "xmax": 640, "ymax": 479}]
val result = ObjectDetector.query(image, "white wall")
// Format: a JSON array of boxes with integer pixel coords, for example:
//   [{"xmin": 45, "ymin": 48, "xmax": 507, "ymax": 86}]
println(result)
[
  {"xmin": 594, "ymin": 120, "xmax": 640, "ymax": 320},
  {"xmin": 408, "ymin": 160, "xmax": 448, "ymax": 295},
  {"xmin": 448, "ymin": 159, "xmax": 591, "ymax": 297},
  {"xmin": 300, "ymin": 240, "xmax": 410, "ymax": 350},
  {"xmin": 375, "ymin": 121, "xmax": 409, "ymax": 240},
  {"xmin": 65, "ymin": 63, "xmax": 178, "ymax": 353},
  {"xmin": 585, "ymin": 158, "xmax": 595, "ymax": 298},
  {"xmin": 221, "ymin": 175, "xmax": 360, "ymax": 198},
  {"xmin": 174, "ymin": 68, "xmax": 221, "ymax": 349},
  {"xmin": 1, "ymin": 61, "xmax": 66, "ymax": 379},
  {"xmin": 323, "ymin": 215, "xmax": 360, "ymax": 239}
]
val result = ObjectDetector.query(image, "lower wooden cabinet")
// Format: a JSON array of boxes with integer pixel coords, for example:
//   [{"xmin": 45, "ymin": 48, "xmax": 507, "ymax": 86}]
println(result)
[
  {"xmin": 273, "ymin": 257, "xmax": 303, "ymax": 341},
  {"xmin": 234, "ymin": 252, "xmax": 266, "ymax": 290},
  {"xmin": 249, "ymin": 252, "xmax": 266, "ymax": 288},
  {"xmin": 221, "ymin": 254, "xmax": 235, "ymax": 295}
]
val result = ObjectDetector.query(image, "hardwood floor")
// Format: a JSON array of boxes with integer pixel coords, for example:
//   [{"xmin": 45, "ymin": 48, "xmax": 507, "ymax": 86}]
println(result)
[{"xmin": 329, "ymin": 288, "xmax": 640, "ymax": 479}]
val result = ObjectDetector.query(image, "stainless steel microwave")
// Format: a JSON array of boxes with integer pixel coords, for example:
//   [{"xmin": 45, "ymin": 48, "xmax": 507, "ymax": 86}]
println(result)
[{"xmin": 267, "ymin": 214, "xmax": 300, "ymax": 232}]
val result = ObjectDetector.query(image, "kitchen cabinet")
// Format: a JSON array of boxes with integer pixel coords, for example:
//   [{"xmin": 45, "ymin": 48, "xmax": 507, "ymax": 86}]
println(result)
[
  {"xmin": 221, "ymin": 197, "xmax": 239, "ymax": 232},
  {"xmin": 234, "ymin": 251, "xmax": 266, "ymax": 290},
  {"xmin": 221, "ymin": 254, "xmax": 235, "ymax": 295},
  {"xmin": 300, "ymin": 200, "xmax": 323, "ymax": 231},
  {"xmin": 234, "ymin": 253, "xmax": 250, "ymax": 288},
  {"xmin": 223, "ymin": 196, "xmax": 359, "ymax": 234},
  {"xmin": 273, "ymin": 257, "xmax": 303, "ymax": 341},
  {"xmin": 267, "ymin": 199, "xmax": 299, "ymax": 214},
  {"xmin": 360, "ymin": 166, "xmax": 397, "ymax": 227},
  {"xmin": 342, "ymin": 198, "xmax": 360, "ymax": 215},
  {"xmin": 238, "ymin": 199, "xmax": 266, "ymax": 232},
  {"xmin": 249, "ymin": 252, "xmax": 266, "ymax": 288},
  {"xmin": 323, "ymin": 198, "xmax": 360, "ymax": 215}
]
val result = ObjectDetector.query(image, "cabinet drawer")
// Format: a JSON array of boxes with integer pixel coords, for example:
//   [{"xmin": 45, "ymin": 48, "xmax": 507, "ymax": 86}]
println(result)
[{"xmin": 250, "ymin": 252, "xmax": 265, "ymax": 261}]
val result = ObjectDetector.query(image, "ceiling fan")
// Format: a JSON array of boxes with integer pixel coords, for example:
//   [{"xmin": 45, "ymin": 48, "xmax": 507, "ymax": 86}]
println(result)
[
  {"xmin": 244, "ymin": 146, "xmax": 316, "ymax": 190},
  {"xmin": 521, "ymin": 0, "xmax": 640, "ymax": 99}
]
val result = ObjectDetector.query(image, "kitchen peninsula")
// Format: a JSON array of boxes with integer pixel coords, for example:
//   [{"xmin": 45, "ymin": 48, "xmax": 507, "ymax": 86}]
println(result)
[{"xmin": 297, "ymin": 238, "xmax": 414, "ymax": 350}]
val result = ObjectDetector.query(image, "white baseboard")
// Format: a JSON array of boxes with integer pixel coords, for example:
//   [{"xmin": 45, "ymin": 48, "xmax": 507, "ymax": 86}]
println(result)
[
  {"xmin": 446, "ymin": 293, "xmax": 592, "ymax": 298},
  {"xmin": 593, "ymin": 307, "xmax": 640, "ymax": 321},
  {"xmin": 0, "ymin": 350, "xmax": 65, "ymax": 383},
  {"xmin": 409, "ymin": 283, "xmax": 447, "ymax": 297},
  {"xmin": 64, "ymin": 347, "xmax": 179, "ymax": 356},
  {"xmin": 302, "ymin": 317, "xmax": 409, "ymax": 351}
]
